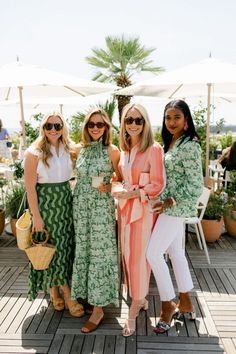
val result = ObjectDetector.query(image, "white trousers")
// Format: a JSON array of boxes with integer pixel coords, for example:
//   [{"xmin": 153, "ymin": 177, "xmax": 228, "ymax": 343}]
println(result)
[{"xmin": 147, "ymin": 214, "xmax": 193, "ymax": 301}]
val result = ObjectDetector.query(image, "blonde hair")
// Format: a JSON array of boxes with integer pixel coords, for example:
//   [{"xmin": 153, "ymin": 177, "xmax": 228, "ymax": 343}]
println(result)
[
  {"xmin": 82, "ymin": 108, "xmax": 112, "ymax": 146},
  {"xmin": 33, "ymin": 111, "xmax": 75, "ymax": 167},
  {"xmin": 119, "ymin": 103, "xmax": 154, "ymax": 152}
]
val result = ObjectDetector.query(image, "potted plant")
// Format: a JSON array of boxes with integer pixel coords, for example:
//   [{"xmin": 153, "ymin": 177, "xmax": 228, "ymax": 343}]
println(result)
[
  {"xmin": 0, "ymin": 178, "xmax": 8, "ymax": 235},
  {"xmin": 201, "ymin": 192, "xmax": 226, "ymax": 242},
  {"xmin": 5, "ymin": 183, "xmax": 26, "ymax": 237},
  {"xmin": 223, "ymin": 171, "xmax": 236, "ymax": 237}
]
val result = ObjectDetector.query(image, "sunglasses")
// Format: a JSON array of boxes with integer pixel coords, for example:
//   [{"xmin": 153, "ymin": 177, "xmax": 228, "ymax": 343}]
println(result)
[
  {"xmin": 87, "ymin": 122, "xmax": 106, "ymax": 129},
  {"xmin": 43, "ymin": 123, "xmax": 63, "ymax": 131},
  {"xmin": 125, "ymin": 117, "xmax": 145, "ymax": 125}
]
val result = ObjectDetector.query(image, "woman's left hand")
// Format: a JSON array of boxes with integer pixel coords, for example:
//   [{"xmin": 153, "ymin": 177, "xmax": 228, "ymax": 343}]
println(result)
[{"xmin": 98, "ymin": 183, "xmax": 112, "ymax": 193}]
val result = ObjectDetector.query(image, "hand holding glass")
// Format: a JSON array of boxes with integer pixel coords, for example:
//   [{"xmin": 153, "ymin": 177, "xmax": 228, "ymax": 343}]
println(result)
[
  {"xmin": 148, "ymin": 198, "xmax": 163, "ymax": 213},
  {"xmin": 92, "ymin": 176, "xmax": 104, "ymax": 188},
  {"xmin": 111, "ymin": 182, "xmax": 123, "ymax": 196}
]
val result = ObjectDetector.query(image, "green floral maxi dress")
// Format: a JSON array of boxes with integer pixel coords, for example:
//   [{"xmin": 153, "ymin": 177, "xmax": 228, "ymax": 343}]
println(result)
[{"xmin": 71, "ymin": 141, "xmax": 119, "ymax": 307}]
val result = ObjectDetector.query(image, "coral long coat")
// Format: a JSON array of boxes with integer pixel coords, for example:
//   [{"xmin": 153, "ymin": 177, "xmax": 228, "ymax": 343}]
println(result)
[{"xmin": 118, "ymin": 143, "xmax": 165, "ymax": 300}]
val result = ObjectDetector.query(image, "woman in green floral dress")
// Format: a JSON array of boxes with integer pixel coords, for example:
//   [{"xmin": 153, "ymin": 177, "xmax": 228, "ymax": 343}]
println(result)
[{"xmin": 71, "ymin": 108, "xmax": 121, "ymax": 333}]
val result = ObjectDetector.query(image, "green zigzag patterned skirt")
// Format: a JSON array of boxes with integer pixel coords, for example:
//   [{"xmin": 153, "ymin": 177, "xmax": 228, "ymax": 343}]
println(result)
[{"xmin": 28, "ymin": 181, "xmax": 74, "ymax": 300}]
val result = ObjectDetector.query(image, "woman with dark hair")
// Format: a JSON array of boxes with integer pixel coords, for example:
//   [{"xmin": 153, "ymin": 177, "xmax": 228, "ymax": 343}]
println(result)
[
  {"xmin": 147, "ymin": 99, "xmax": 203, "ymax": 334},
  {"xmin": 219, "ymin": 141, "xmax": 236, "ymax": 171},
  {"xmin": 71, "ymin": 108, "xmax": 121, "ymax": 333}
]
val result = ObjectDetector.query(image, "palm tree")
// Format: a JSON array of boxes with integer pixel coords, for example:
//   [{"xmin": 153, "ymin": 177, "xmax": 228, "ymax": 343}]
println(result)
[{"xmin": 86, "ymin": 35, "xmax": 164, "ymax": 121}]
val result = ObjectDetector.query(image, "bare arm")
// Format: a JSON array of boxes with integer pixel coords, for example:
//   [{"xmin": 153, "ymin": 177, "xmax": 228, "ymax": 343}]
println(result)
[
  {"xmin": 74, "ymin": 143, "xmax": 82, "ymax": 157},
  {"xmin": 24, "ymin": 152, "xmax": 44, "ymax": 232},
  {"xmin": 108, "ymin": 144, "xmax": 122, "ymax": 181}
]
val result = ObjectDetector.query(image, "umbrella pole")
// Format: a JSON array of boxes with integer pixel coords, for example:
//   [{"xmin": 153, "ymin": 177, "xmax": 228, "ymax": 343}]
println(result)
[
  {"xmin": 59, "ymin": 104, "xmax": 63, "ymax": 114},
  {"xmin": 205, "ymin": 83, "xmax": 211, "ymax": 184},
  {"xmin": 18, "ymin": 86, "xmax": 26, "ymax": 147}
]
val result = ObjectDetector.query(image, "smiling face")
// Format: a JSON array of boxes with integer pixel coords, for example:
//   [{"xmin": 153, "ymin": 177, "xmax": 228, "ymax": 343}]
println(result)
[
  {"xmin": 164, "ymin": 107, "xmax": 185, "ymax": 139},
  {"xmin": 43, "ymin": 115, "xmax": 63, "ymax": 145},
  {"xmin": 87, "ymin": 113, "xmax": 106, "ymax": 141},
  {"xmin": 124, "ymin": 107, "xmax": 144, "ymax": 140}
]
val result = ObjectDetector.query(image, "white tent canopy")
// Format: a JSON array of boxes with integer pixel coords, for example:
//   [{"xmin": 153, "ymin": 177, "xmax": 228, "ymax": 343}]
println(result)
[
  {"xmin": 117, "ymin": 57, "xmax": 236, "ymax": 175},
  {"xmin": 0, "ymin": 61, "xmax": 116, "ymax": 145}
]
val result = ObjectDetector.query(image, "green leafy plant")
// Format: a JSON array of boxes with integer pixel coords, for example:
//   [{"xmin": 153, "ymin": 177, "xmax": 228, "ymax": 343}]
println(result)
[
  {"xmin": 0, "ymin": 178, "xmax": 8, "ymax": 209},
  {"xmin": 25, "ymin": 113, "xmax": 42, "ymax": 145},
  {"xmin": 153, "ymin": 128, "xmax": 163, "ymax": 145},
  {"xmin": 10, "ymin": 160, "xmax": 24, "ymax": 180},
  {"xmin": 220, "ymin": 132, "xmax": 234, "ymax": 150},
  {"xmin": 203, "ymin": 192, "xmax": 226, "ymax": 221},
  {"xmin": 5, "ymin": 183, "xmax": 26, "ymax": 219}
]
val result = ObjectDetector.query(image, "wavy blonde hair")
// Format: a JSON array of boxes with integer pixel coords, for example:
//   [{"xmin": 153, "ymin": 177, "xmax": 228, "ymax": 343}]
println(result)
[
  {"xmin": 33, "ymin": 111, "xmax": 75, "ymax": 167},
  {"xmin": 119, "ymin": 103, "xmax": 154, "ymax": 152},
  {"xmin": 82, "ymin": 108, "xmax": 112, "ymax": 146}
]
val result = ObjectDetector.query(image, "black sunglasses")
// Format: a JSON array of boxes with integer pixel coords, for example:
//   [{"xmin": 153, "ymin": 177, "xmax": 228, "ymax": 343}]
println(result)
[
  {"xmin": 43, "ymin": 123, "xmax": 63, "ymax": 131},
  {"xmin": 87, "ymin": 122, "xmax": 106, "ymax": 129},
  {"xmin": 125, "ymin": 117, "xmax": 145, "ymax": 125}
]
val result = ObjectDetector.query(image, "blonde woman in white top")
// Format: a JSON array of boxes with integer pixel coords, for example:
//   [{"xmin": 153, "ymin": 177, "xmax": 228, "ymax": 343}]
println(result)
[{"xmin": 24, "ymin": 111, "xmax": 84, "ymax": 317}]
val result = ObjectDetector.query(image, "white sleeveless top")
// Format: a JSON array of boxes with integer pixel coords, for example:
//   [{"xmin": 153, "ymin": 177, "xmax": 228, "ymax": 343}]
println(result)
[{"xmin": 26, "ymin": 143, "xmax": 73, "ymax": 183}]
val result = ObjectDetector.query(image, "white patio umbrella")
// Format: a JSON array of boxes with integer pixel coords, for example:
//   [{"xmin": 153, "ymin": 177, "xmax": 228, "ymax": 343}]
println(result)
[
  {"xmin": 117, "ymin": 57, "xmax": 236, "ymax": 176},
  {"xmin": 0, "ymin": 61, "xmax": 116, "ymax": 145}
]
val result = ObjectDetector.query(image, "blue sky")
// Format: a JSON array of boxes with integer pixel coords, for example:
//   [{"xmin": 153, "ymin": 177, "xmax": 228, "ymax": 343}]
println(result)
[{"xmin": 0, "ymin": 0, "xmax": 236, "ymax": 128}]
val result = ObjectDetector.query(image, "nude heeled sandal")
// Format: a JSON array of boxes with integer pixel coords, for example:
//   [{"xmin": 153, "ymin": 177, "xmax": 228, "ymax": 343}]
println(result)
[{"xmin": 122, "ymin": 299, "xmax": 149, "ymax": 337}]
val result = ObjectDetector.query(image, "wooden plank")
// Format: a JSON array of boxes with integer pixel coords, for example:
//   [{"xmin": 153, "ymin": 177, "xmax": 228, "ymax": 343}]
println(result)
[
  {"xmin": 197, "ymin": 297, "xmax": 219, "ymax": 336},
  {"xmin": 126, "ymin": 336, "xmax": 136, "ymax": 354},
  {"xmin": 48, "ymin": 333, "xmax": 64, "ymax": 354},
  {"xmin": 70, "ymin": 335, "xmax": 84, "ymax": 354},
  {"xmin": 6, "ymin": 295, "xmax": 30, "ymax": 333},
  {"xmin": 220, "ymin": 269, "xmax": 236, "ymax": 293},
  {"xmin": 194, "ymin": 269, "xmax": 211, "ymax": 295},
  {"xmin": 46, "ymin": 310, "xmax": 63, "ymax": 334},
  {"xmin": 209, "ymin": 269, "xmax": 227, "ymax": 295},
  {"xmin": 114, "ymin": 336, "xmax": 126, "ymax": 354},
  {"xmin": 26, "ymin": 298, "xmax": 49, "ymax": 334},
  {"xmin": 36, "ymin": 305, "xmax": 55, "ymax": 334},
  {"xmin": 201, "ymin": 269, "xmax": 219, "ymax": 296},
  {"xmin": 221, "ymin": 338, "xmax": 236, "ymax": 354},
  {"xmin": 0, "ymin": 294, "xmax": 20, "ymax": 332},
  {"xmin": 103, "ymin": 335, "xmax": 115, "ymax": 354},
  {"xmin": 82, "ymin": 335, "xmax": 95, "ymax": 353},
  {"xmin": 146, "ymin": 295, "xmax": 156, "ymax": 337},
  {"xmin": 2, "ymin": 232, "xmax": 236, "ymax": 353},
  {"xmin": 92, "ymin": 334, "xmax": 105, "ymax": 354},
  {"xmin": 0, "ymin": 267, "xmax": 25, "ymax": 294},
  {"xmin": 59, "ymin": 334, "xmax": 74, "ymax": 354},
  {"xmin": 137, "ymin": 336, "xmax": 225, "ymax": 353}
]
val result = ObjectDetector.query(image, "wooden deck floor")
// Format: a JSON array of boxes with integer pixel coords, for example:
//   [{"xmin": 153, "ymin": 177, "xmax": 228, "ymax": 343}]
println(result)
[{"xmin": 0, "ymin": 230, "xmax": 236, "ymax": 353}]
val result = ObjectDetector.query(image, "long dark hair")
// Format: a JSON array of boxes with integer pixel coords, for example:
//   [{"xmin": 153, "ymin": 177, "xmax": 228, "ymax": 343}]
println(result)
[
  {"xmin": 161, "ymin": 99, "xmax": 200, "ymax": 153},
  {"xmin": 227, "ymin": 141, "xmax": 236, "ymax": 170}
]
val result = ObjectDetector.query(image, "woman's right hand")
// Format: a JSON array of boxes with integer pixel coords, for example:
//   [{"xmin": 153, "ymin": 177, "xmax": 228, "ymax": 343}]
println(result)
[{"xmin": 32, "ymin": 215, "xmax": 45, "ymax": 232}]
